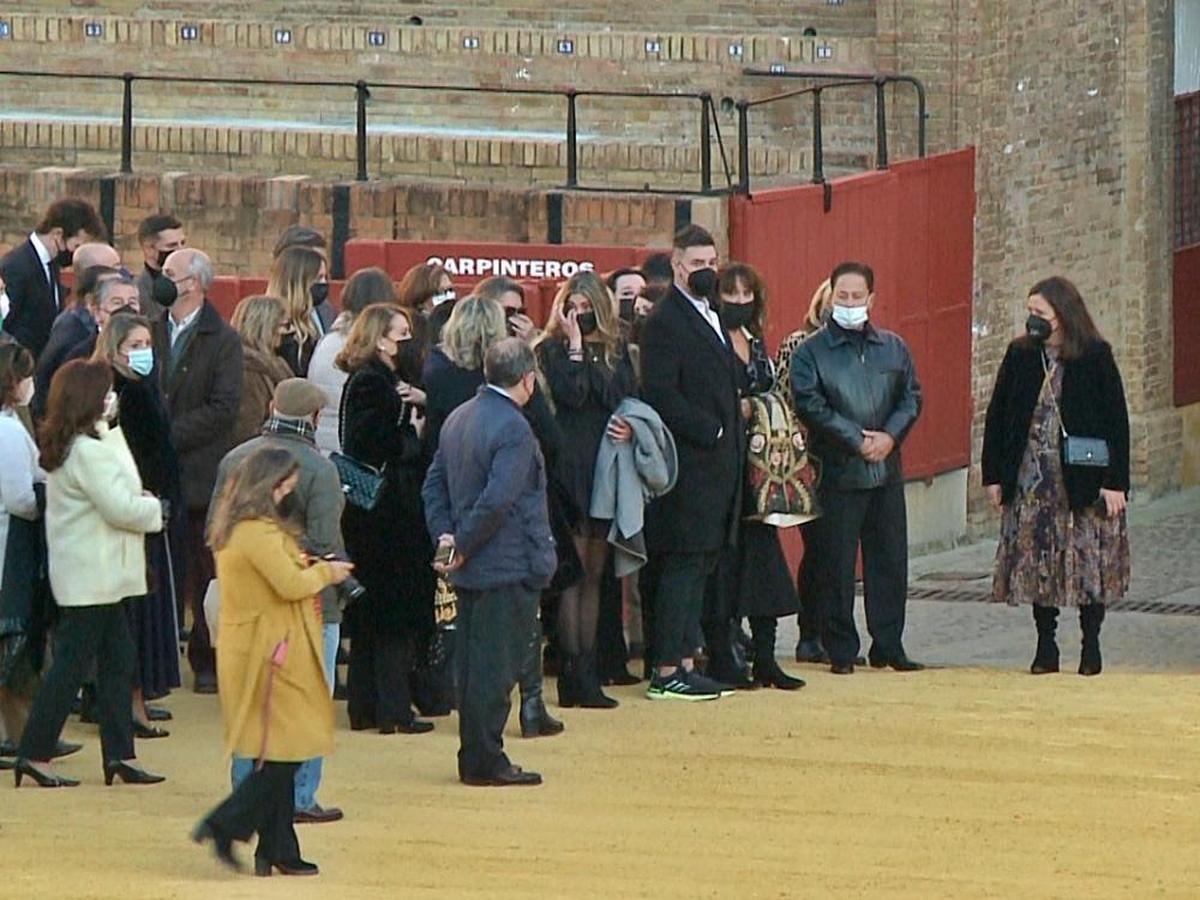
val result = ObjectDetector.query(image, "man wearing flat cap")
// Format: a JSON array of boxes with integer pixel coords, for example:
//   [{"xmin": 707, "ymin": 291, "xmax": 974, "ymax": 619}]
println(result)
[{"xmin": 210, "ymin": 378, "xmax": 347, "ymax": 825}]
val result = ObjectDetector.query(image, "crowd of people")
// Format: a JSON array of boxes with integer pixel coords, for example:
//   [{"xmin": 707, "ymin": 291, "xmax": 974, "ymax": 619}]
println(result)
[{"xmin": 0, "ymin": 199, "xmax": 1132, "ymax": 876}]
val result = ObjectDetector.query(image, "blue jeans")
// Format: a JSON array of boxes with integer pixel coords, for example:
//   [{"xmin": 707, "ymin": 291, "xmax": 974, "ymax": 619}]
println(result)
[{"xmin": 232, "ymin": 623, "xmax": 340, "ymax": 811}]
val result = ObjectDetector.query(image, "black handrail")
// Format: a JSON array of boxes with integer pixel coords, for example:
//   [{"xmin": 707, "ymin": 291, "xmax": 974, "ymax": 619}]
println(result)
[
  {"xmin": 734, "ymin": 72, "xmax": 928, "ymax": 193},
  {"xmin": 0, "ymin": 69, "xmax": 727, "ymax": 194}
]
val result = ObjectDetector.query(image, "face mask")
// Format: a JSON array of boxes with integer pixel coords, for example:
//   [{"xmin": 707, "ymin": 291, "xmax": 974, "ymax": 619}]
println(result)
[
  {"xmin": 577, "ymin": 312, "xmax": 598, "ymax": 336},
  {"xmin": 102, "ymin": 390, "xmax": 119, "ymax": 422},
  {"xmin": 431, "ymin": 289, "xmax": 456, "ymax": 307},
  {"xmin": 619, "ymin": 297, "xmax": 635, "ymax": 322},
  {"xmin": 15, "ymin": 377, "xmax": 34, "ymax": 408},
  {"xmin": 720, "ymin": 302, "xmax": 754, "ymax": 331},
  {"xmin": 152, "ymin": 273, "xmax": 179, "ymax": 308},
  {"xmin": 155, "ymin": 249, "xmax": 171, "ymax": 269},
  {"xmin": 127, "ymin": 347, "xmax": 154, "ymax": 377},
  {"xmin": 1025, "ymin": 313, "xmax": 1052, "ymax": 343},
  {"xmin": 277, "ymin": 492, "xmax": 298, "ymax": 521},
  {"xmin": 687, "ymin": 268, "xmax": 718, "ymax": 304},
  {"xmin": 0, "ymin": 292, "xmax": 10, "ymax": 322},
  {"xmin": 831, "ymin": 304, "xmax": 869, "ymax": 330},
  {"xmin": 310, "ymin": 282, "xmax": 329, "ymax": 306},
  {"xmin": 54, "ymin": 244, "xmax": 74, "ymax": 269}
]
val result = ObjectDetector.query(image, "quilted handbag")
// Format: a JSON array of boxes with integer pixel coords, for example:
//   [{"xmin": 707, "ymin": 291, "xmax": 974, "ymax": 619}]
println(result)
[{"xmin": 330, "ymin": 451, "xmax": 386, "ymax": 510}]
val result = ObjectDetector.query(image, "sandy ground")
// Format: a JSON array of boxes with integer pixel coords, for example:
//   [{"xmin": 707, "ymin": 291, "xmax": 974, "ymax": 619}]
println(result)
[{"xmin": 2, "ymin": 664, "xmax": 1199, "ymax": 899}]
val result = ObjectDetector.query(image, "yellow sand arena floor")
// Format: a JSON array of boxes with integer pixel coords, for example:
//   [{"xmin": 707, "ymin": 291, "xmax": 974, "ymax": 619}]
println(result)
[{"xmin": 2, "ymin": 665, "xmax": 1198, "ymax": 898}]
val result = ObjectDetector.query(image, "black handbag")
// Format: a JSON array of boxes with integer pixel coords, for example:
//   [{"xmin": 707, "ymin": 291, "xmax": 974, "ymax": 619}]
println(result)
[
  {"xmin": 1042, "ymin": 352, "xmax": 1110, "ymax": 469},
  {"xmin": 334, "ymin": 377, "xmax": 386, "ymax": 510}
]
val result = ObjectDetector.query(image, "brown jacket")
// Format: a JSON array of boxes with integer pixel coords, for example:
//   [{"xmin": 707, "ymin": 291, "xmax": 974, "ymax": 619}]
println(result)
[
  {"xmin": 215, "ymin": 518, "xmax": 334, "ymax": 762},
  {"xmin": 153, "ymin": 301, "xmax": 244, "ymax": 510},
  {"xmin": 232, "ymin": 346, "xmax": 292, "ymax": 447}
]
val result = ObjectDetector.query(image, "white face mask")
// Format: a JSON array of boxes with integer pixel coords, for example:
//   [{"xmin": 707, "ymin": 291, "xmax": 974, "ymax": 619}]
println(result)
[
  {"xmin": 831, "ymin": 304, "xmax": 870, "ymax": 330},
  {"xmin": 14, "ymin": 377, "xmax": 34, "ymax": 408}
]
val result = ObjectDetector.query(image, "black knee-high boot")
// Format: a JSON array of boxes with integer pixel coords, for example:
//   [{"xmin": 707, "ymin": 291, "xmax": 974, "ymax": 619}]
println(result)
[
  {"xmin": 1031, "ymin": 605, "xmax": 1060, "ymax": 675},
  {"xmin": 751, "ymin": 617, "xmax": 806, "ymax": 690},
  {"xmin": 1078, "ymin": 603, "xmax": 1105, "ymax": 676}
]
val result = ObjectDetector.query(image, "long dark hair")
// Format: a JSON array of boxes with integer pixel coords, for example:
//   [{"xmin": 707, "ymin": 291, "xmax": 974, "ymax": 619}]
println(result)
[
  {"xmin": 1027, "ymin": 276, "xmax": 1102, "ymax": 360},
  {"xmin": 206, "ymin": 447, "xmax": 300, "ymax": 551},
  {"xmin": 717, "ymin": 262, "xmax": 768, "ymax": 337},
  {"xmin": 0, "ymin": 342, "xmax": 34, "ymax": 409},
  {"xmin": 38, "ymin": 359, "xmax": 112, "ymax": 472}
]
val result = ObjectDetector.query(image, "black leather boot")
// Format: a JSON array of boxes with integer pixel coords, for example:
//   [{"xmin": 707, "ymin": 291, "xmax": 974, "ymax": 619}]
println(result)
[
  {"xmin": 556, "ymin": 655, "xmax": 580, "ymax": 708},
  {"xmin": 1078, "ymin": 603, "xmax": 1105, "ymax": 676},
  {"xmin": 1031, "ymin": 605, "xmax": 1060, "ymax": 674},
  {"xmin": 575, "ymin": 653, "xmax": 619, "ymax": 709},
  {"xmin": 751, "ymin": 617, "xmax": 806, "ymax": 690},
  {"xmin": 519, "ymin": 689, "xmax": 565, "ymax": 738}
]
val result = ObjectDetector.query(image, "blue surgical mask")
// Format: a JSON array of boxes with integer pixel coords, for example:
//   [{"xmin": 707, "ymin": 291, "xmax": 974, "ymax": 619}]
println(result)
[{"xmin": 127, "ymin": 347, "xmax": 154, "ymax": 376}]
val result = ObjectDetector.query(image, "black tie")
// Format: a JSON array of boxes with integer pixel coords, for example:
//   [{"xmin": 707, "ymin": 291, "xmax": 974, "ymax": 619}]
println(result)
[{"xmin": 47, "ymin": 260, "xmax": 60, "ymax": 311}]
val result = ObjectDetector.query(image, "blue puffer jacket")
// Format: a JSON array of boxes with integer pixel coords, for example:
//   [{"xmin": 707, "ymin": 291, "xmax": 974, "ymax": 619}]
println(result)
[{"xmin": 422, "ymin": 386, "xmax": 556, "ymax": 592}]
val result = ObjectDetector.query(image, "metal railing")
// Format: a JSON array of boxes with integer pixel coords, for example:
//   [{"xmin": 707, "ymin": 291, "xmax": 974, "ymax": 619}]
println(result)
[
  {"xmin": 0, "ymin": 69, "xmax": 731, "ymax": 194},
  {"xmin": 734, "ymin": 70, "xmax": 927, "ymax": 192}
]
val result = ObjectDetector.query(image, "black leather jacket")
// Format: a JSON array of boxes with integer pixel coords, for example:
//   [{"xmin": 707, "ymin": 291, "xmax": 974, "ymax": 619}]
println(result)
[{"xmin": 789, "ymin": 322, "xmax": 922, "ymax": 490}]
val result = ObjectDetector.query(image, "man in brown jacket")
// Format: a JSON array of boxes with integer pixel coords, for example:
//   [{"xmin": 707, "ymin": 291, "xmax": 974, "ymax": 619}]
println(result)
[{"xmin": 152, "ymin": 248, "xmax": 243, "ymax": 693}]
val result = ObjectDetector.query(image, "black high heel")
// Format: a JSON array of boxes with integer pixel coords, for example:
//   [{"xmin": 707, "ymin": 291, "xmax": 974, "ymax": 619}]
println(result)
[
  {"xmin": 133, "ymin": 721, "xmax": 170, "ymax": 739},
  {"xmin": 14, "ymin": 759, "xmax": 80, "ymax": 788},
  {"xmin": 104, "ymin": 760, "xmax": 166, "ymax": 785},
  {"xmin": 191, "ymin": 820, "xmax": 242, "ymax": 872},
  {"xmin": 255, "ymin": 858, "xmax": 319, "ymax": 877}
]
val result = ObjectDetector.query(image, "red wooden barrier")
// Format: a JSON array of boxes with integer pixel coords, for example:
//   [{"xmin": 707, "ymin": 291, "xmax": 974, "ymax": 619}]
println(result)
[
  {"xmin": 1174, "ymin": 242, "xmax": 1200, "ymax": 406},
  {"xmin": 729, "ymin": 148, "xmax": 976, "ymax": 483}
]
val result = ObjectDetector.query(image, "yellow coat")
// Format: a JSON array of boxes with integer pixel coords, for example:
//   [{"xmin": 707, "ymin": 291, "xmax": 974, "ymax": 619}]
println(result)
[{"xmin": 214, "ymin": 518, "xmax": 335, "ymax": 762}]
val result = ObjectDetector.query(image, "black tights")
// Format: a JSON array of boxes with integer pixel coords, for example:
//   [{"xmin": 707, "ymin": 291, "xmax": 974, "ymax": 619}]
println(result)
[{"xmin": 557, "ymin": 535, "xmax": 608, "ymax": 657}]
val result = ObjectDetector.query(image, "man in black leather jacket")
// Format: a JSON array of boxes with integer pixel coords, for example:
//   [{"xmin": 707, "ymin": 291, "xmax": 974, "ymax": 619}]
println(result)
[{"xmin": 789, "ymin": 261, "xmax": 923, "ymax": 675}]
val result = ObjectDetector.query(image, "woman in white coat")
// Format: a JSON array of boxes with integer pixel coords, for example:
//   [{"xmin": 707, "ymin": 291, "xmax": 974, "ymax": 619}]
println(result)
[{"xmin": 14, "ymin": 359, "xmax": 166, "ymax": 788}]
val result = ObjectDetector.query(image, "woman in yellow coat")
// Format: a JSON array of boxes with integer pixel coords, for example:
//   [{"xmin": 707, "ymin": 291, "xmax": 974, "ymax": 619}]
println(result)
[{"xmin": 192, "ymin": 447, "xmax": 353, "ymax": 878}]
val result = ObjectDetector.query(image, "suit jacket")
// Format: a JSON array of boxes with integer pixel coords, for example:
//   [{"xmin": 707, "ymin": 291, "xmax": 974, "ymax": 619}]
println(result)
[
  {"xmin": 153, "ymin": 301, "xmax": 244, "ymax": 510},
  {"xmin": 0, "ymin": 238, "xmax": 63, "ymax": 358},
  {"xmin": 639, "ymin": 285, "xmax": 742, "ymax": 554},
  {"xmin": 422, "ymin": 387, "xmax": 556, "ymax": 592},
  {"xmin": 33, "ymin": 308, "xmax": 96, "ymax": 417},
  {"xmin": 982, "ymin": 338, "xmax": 1130, "ymax": 510}
]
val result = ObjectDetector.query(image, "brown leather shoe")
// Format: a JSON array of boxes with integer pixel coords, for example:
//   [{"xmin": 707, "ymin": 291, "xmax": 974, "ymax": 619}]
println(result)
[{"xmin": 294, "ymin": 804, "xmax": 344, "ymax": 824}]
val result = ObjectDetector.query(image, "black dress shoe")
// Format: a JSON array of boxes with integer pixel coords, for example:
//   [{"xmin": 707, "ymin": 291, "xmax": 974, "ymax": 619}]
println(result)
[
  {"xmin": 461, "ymin": 764, "xmax": 543, "ymax": 787},
  {"xmin": 193, "ymin": 672, "xmax": 218, "ymax": 694},
  {"xmin": 348, "ymin": 716, "xmax": 377, "ymax": 731},
  {"xmin": 795, "ymin": 639, "xmax": 830, "ymax": 664},
  {"xmin": 379, "ymin": 719, "xmax": 434, "ymax": 735},
  {"xmin": 192, "ymin": 820, "xmax": 242, "ymax": 872},
  {"xmin": 255, "ymin": 857, "xmax": 319, "ymax": 877},
  {"xmin": 14, "ymin": 759, "xmax": 80, "ymax": 788},
  {"xmin": 104, "ymin": 760, "xmax": 166, "ymax": 785},
  {"xmin": 830, "ymin": 661, "xmax": 855, "ymax": 675},
  {"xmin": 600, "ymin": 664, "xmax": 641, "ymax": 686},
  {"xmin": 870, "ymin": 650, "xmax": 925, "ymax": 672},
  {"xmin": 53, "ymin": 740, "xmax": 82, "ymax": 758},
  {"xmin": 133, "ymin": 721, "xmax": 170, "ymax": 739},
  {"xmin": 294, "ymin": 803, "xmax": 344, "ymax": 824},
  {"xmin": 145, "ymin": 706, "xmax": 173, "ymax": 722}
]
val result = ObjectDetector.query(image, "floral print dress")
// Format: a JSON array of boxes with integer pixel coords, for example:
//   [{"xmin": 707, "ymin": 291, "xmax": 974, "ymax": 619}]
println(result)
[{"xmin": 992, "ymin": 351, "xmax": 1131, "ymax": 608}]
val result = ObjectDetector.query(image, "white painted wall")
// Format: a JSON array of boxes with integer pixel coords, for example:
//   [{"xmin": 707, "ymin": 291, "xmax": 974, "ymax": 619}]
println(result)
[{"xmin": 1179, "ymin": 0, "xmax": 1200, "ymax": 94}]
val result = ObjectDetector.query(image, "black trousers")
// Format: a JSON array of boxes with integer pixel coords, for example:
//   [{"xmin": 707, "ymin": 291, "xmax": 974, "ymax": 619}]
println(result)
[
  {"xmin": 796, "ymin": 520, "xmax": 822, "ymax": 644},
  {"xmin": 809, "ymin": 482, "xmax": 909, "ymax": 665},
  {"xmin": 19, "ymin": 604, "xmax": 135, "ymax": 762},
  {"xmin": 184, "ymin": 507, "xmax": 216, "ymax": 679},
  {"xmin": 651, "ymin": 551, "xmax": 719, "ymax": 669},
  {"xmin": 454, "ymin": 586, "xmax": 538, "ymax": 780},
  {"xmin": 204, "ymin": 761, "xmax": 301, "ymax": 864},
  {"xmin": 595, "ymin": 558, "xmax": 629, "ymax": 675},
  {"xmin": 346, "ymin": 625, "xmax": 414, "ymax": 729}
]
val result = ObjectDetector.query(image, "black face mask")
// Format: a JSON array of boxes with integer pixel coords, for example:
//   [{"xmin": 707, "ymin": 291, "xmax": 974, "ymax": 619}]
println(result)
[
  {"xmin": 277, "ymin": 493, "xmax": 298, "ymax": 521},
  {"xmin": 687, "ymin": 268, "xmax": 719, "ymax": 307},
  {"xmin": 619, "ymin": 297, "xmax": 635, "ymax": 322},
  {"xmin": 1025, "ymin": 314, "xmax": 1052, "ymax": 343},
  {"xmin": 577, "ymin": 311, "xmax": 598, "ymax": 336},
  {"xmin": 310, "ymin": 282, "xmax": 329, "ymax": 306},
  {"xmin": 54, "ymin": 247, "xmax": 74, "ymax": 269},
  {"xmin": 720, "ymin": 302, "xmax": 754, "ymax": 331},
  {"xmin": 152, "ymin": 273, "xmax": 179, "ymax": 308}
]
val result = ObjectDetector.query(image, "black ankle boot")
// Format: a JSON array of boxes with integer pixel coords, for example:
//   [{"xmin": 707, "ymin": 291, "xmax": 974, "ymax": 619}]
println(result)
[
  {"xmin": 520, "ymin": 694, "xmax": 565, "ymax": 738},
  {"xmin": 575, "ymin": 653, "xmax": 619, "ymax": 709},
  {"xmin": 556, "ymin": 656, "xmax": 580, "ymax": 708},
  {"xmin": 1078, "ymin": 603, "xmax": 1105, "ymax": 676},
  {"xmin": 751, "ymin": 618, "xmax": 805, "ymax": 690},
  {"xmin": 1031, "ymin": 605, "xmax": 1060, "ymax": 674}
]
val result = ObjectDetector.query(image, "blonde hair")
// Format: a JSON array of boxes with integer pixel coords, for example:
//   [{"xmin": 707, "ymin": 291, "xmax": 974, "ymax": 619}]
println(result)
[
  {"xmin": 231, "ymin": 294, "xmax": 288, "ymax": 357},
  {"xmin": 539, "ymin": 270, "xmax": 621, "ymax": 367},
  {"xmin": 806, "ymin": 278, "xmax": 832, "ymax": 333},
  {"xmin": 267, "ymin": 246, "xmax": 324, "ymax": 348},
  {"xmin": 336, "ymin": 303, "xmax": 407, "ymax": 373},
  {"xmin": 441, "ymin": 296, "xmax": 506, "ymax": 371},
  {"xmin": 206, "ymin": 447, "xmax": 300, "ymax": 551},
  {"xmin": 92, "ymin": 314, "xmax": 153, "ymax": 380}
]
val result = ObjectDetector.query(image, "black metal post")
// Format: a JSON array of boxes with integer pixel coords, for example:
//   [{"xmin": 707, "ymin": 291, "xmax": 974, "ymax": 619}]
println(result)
[
  {"xmin": 913, "ymin": 78, "xmax": 927, "ymax": 158},
  {"xmin": 566, "ymin": 91, "xmax": 578, "ymax": 188},
  {"xmin": 736, "ymin": 100, "xmax": 750, "ymax": 194},
  {"xmin": 875, "ymin": 78, "xmax": 888, "ymax": 169},
  {"xmin": 699, "ymin": 94, "xmax": 712, "ymax": 194},
  {"xmin": 355, "ymin": 80, "xmax": 369, "ymax": 182},
  {"xmin": 811, "ymin": 89, "xmax": 824, "ymax": 185},
  {"xmin": 120, "ymin": 72, "xmax": 134, "ymax": 174}
]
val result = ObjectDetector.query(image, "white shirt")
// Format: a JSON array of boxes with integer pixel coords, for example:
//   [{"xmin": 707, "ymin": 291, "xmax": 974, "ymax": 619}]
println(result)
[
  {"xmin": 168, "ymin": 304, "xmax": 202, "ymax": 348},
  {"xmin": 29, "ymin": 231, "xmax": 60, "ymax": 310},
  {"xmin": 679, "ymin": 284, "xmax": 726, "ymax": 344}
]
